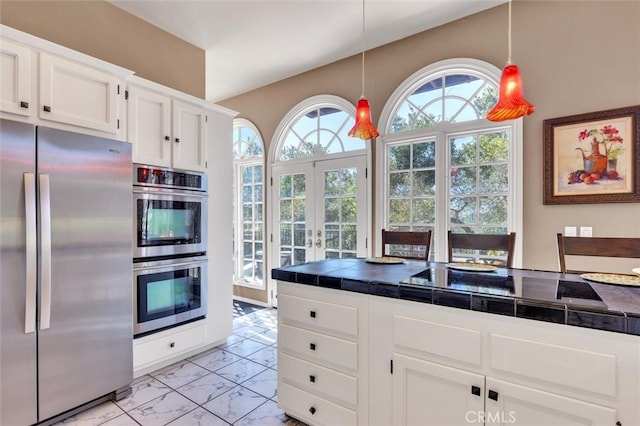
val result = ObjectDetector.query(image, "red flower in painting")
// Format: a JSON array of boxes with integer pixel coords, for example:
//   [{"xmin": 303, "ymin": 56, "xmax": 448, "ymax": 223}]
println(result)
[{"xmin": 578, "ymin": 125, "xmax": 623, "ymax": 157}]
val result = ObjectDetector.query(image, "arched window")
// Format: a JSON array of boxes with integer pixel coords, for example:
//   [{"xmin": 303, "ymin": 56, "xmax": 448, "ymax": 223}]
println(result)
[
  {"xmin": 377, "ymin": 58, "xmax": 523, "ymax": 266},
  {"xmin": 233, "ymin": 119, "xmax": 265, "ymax": 288},
  {"xmin": 274, "ymin": 96, "xmax": 366, "ymax": 163}
]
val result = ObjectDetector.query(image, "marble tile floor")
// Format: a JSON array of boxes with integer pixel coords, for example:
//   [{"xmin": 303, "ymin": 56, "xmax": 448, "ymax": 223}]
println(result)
[{"xmin": 54, "ymin": 308, "xmax": 305, "ymax": 426}]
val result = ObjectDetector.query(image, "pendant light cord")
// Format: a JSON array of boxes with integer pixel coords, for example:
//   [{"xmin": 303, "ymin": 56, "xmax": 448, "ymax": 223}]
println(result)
[
  {"xmin": 507, "ymin": 0, "xmax": 512, "ymax": 65},
  {"xmin": 360, "ymin": 0, "xmax": 366, "ymax": 98}
]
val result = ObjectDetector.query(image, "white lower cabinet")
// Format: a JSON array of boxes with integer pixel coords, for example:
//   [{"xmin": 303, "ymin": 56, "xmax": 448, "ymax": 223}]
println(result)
[
  {"xmin": 391, "ymin": 353, "xmax": 617, "ymax": 426},
  {"xmin": 484, "ymin": 377, "xmax": 616, "ymax": 426},
  {"xmin": 392, "ymin": 353, "xmax": 484, "ymax": 426},
  {"xmin": 133, "ymin": 321, "xmax": 206, "ymax": 374},
  {"xmin": 278, "ymin": 282, "xmax": 640, "ymax": 426},
  {"xmin": 277, "ymin": 282, "xmax": 366, "ymax": 426}
]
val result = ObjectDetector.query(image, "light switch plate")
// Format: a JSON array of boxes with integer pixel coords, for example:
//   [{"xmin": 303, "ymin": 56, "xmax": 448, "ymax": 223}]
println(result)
[
  {"xmin": 580, "ymin": 226, "xmax": 592, "ymax": 237},
  {"xmin": 564, "ymin": 226, "xmax": 577, "ymax": 237}
]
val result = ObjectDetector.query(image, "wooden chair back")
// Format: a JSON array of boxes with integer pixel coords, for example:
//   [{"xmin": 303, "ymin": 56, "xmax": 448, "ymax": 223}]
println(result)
[
  {"xmin": 447, "ymin": 231, "xmax": 516, "ymax": 268},
  {"xmin": 381, "ymin": 229, "xmax": 432, "ymax": 261},
  {"xmin": 556, "ymin": 233, "xmax": 640, "ymax": 273}
]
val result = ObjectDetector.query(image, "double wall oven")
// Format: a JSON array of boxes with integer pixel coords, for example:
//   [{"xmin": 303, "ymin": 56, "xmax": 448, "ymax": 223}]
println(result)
[{"xmin": 132, "ymin": 164, "xmax": 208, "ymax": 337}]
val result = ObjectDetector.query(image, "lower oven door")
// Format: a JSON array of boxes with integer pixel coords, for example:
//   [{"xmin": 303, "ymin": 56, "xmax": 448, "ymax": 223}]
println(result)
[{"xmin": 133, "ymin": 256, "xmax": 208, "ymax": 337}]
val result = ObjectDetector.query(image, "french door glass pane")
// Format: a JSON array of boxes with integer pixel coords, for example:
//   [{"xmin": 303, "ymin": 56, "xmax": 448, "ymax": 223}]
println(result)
[
  {"xmin": 322, "ymin": 167, "xmax": 358, "ymax": 259},
  {"xmin": 279, "ymin": 173, "xmax": 307, "ymax": 266}
]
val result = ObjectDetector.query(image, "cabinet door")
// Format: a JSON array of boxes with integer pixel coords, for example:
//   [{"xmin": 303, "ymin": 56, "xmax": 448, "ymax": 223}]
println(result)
[
  {"xmin": 485, "ymin": 377, "xmax": 617, "ymax": 426},
  {"xmin": 128, "ymin": 85, "xmax": 172, "ymax": 167},
  {"xmin": 39, "ymin": 52, "xmax": 119, "ymax": 134},
  {"xmin": 392, "ymin": 353, "xmax": 484, "ymax": 426},
  {"xmin": 0, "ymin": 38, "xmax": 32, "ymax": 117},
  {"xmin": 172, "ymin": 99, "xmax": 206, "ymax": 172}
]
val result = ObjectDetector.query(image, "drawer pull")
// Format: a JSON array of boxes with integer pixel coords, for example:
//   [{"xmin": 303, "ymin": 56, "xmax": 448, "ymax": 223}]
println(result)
[
  {"xmin": 175, "ymin": 138, "xmax": 180, "ymax": 143},
  {"xmin": 309, "ymin": 342, "xmax": 316, "ymax": 351},
  {"xmin": 309, "ymin": 375, "xmax": 316, "ymax": 383},
  {"xmin": 488, "ymin": 390, "xmax": 499, "ymax": 401},
  {"xmin": 164, "ymin": 136, "xmax": 170, "ymax": 141},
  {"xmin": 471, "ymin": 385, "xmax": 481, "ymax": 396},
  {"xmin": 169, "ymin": 342, "xmax": 175, "ymax": 348},
  {"xmin": 20, "ymin": 101, "xmax": 29, "ymax": 109},
  {"xmin": 309, "ymin": 406, "xmax": 316, "ymax": 415},
  {"xmin": 310, "ymin": 310, "xmax": 316, "ymax": 318},
  {"xmin": 43, "ymin": 105, "xmax": 51, "ymax": 112}
]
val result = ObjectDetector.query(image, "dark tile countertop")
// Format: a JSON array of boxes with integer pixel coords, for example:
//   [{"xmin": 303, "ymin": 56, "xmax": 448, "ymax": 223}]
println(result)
[{"xmin": 272, "ymin": 258, "xmax": 640, "ymax": 336}]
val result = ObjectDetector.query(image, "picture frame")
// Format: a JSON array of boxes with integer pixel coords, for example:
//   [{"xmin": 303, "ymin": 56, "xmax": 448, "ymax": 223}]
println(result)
[{"xmin": 543, "ymin": 105, "xmax": 640, "ymax": 205}]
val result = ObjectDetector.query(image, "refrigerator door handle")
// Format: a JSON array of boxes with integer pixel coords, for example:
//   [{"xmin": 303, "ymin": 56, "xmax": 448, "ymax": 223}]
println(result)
[
  {"xmin": 39, "ymin": 174, "xmax": 52, "ymax": 330},
  {"xmin": 24, "ymin": 173, "xmax": 37, "ymax": 334}
]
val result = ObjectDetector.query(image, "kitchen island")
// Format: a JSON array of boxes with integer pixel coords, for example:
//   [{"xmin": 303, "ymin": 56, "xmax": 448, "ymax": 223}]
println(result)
[{"xmin": 273, "ymin": 258, "xmax": 640, "ymax": 426}]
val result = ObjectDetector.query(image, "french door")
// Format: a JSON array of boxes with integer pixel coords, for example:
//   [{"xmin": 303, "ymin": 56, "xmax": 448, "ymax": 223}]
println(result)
[{"xmin": 270, "ymin": 155, "xmax": 367, "ymax": 304}]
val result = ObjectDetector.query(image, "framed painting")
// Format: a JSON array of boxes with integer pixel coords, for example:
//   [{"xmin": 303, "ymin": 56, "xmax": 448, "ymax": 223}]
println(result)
[{"xmin": 543, "ymin": 105, "xmax": 640, "ymax": 204}]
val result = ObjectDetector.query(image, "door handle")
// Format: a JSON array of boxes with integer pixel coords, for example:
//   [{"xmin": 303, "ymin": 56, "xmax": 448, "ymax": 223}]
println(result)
[
  {"xmin": 488, "ymin": 389, "xmax": 499, "ymax": 401},
  {"xmin": 39, "ymin": 174, "xmax": 52, "ymax": 330},
  {"xmin": 315, "ymin": 238, "xmax": 322, "ymax": 248},
  {"xmin": 307, "ymin": 238, "xmax": 313, "ymax": 248},
  {"xmin": 24, "ymin": 173, "xmax": 37, "ymax": 334}
]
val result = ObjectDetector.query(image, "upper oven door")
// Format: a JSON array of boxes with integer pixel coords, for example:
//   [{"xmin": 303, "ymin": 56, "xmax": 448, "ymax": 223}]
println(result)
[{"xmin": 133, "ymin": 188, "xmax": 208, "ymax": 259}]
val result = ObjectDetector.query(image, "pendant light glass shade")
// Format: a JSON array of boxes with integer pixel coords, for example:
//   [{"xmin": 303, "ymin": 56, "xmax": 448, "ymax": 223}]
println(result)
[
  {"xmin": 486, "ymin": 0, "xmax": 534, "ymax": 122},
  {"xmin": 349, "ymin": 0, "xmax": 379, "ymax": 140},
  {"xmin": 349, "ymin": 98, "xmax": 380, "ymax": 139},
  {"xmin": 486, "ymin": 64, "xmax": 534, "ymax": 122}
]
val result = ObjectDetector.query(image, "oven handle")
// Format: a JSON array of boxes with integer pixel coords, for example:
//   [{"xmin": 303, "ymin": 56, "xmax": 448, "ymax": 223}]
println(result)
[
  {"xmin": 132, "ymin": 188, "xmax": 207, "ymax": 198},
  {"xmin": 133, "ymin": 257, "xmax": 209, "ymax": 271}
]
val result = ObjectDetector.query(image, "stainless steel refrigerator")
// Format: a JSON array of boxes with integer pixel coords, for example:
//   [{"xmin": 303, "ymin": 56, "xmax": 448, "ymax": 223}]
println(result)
[{"xmin": 0, "ymin": 119, "xmax": 133, "ymax": 425}]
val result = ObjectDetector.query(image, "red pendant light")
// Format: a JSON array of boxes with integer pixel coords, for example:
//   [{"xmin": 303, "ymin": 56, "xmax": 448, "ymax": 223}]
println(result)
[
  {"xmin": 349, "ymin": 0, "xmax": 379, "ymax": 140},
  {"xmin": 487, "ymin": 0, "xmax": 534, "ymax": 122},
  {"xmin": 349, "ymin": 98, "xmax": 379, "ymax": 139}
]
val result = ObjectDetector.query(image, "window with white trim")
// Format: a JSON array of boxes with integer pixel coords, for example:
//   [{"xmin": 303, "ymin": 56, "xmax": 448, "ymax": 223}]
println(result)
[
  {"xmin": 233, "ymin": 119, "xmax": 265, "ymax": 287},
  {"xmin": 378, "ymin": 59, "xmax": 522, "ymax": 266}
]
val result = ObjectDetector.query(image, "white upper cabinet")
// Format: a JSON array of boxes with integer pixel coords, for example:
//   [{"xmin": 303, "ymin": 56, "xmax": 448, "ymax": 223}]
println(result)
[
  {"xmin": 127, "ymin": 84, "xmax": 172, "ymax": 167},
  {"xmin": 0, "ymin": 38, "xmax": 32, "ymax": 117},
  {"xmin": 127, "ymin": 78, "xmax": 207, "ymax": 172},
  {"xmin": 39, "ymin": 52, "xmax": 120, "ymax": 134},
  {"xmin": 0, "ymin": 25, "xmax": 132, "ymax": 140},
  {"xmin": 172, "ymin": 99, "xmax": 206, "ymax": 172}
]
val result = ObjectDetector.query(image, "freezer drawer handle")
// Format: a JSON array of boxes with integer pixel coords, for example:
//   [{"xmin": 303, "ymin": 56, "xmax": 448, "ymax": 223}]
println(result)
[
  {"xmin": 39, "ymin": 174, "xmax": 52, "ymax": 330},
  {"xmin": 24, "ymin": 173, "xmax": 37, "ymax": 334}
]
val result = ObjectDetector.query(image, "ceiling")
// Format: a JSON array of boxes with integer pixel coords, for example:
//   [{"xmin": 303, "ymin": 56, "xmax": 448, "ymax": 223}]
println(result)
[{"xmin": 108, "ymin": 0, "xmax": 505, "ymax": 102}]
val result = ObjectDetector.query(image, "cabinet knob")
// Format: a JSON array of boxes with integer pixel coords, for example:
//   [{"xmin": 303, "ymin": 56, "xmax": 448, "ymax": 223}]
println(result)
[
  {"xmin": 169, "ymin": 342, "xmax": 175, "ymax": 348},
  {"xmin": 164, "ymin": 136, "xmax": 170, "ymax": 141},
  {"xmin": 175, "ymin": 138, "xmax": 180, "ymax": 143},
  {"xmin": 488, "ymin": 390, "xmax": 499, "ymax": 401},
  {"xmin": 471, "ymin": 385, "xmax": 481, "ymax": 396},
  {"xmin": 20, "ymin": 101, "xmax": 29, "ymax": 109},
  {"xmin": 43, "ymin": 105, "xmax": 51, "ymax": 112},
  {"xmin": 309, "ymin": 342, "xmax": 316, "ymax": 351},
  {"xmin": 309, "ymin": 375, "xmax": 316, "ymax": 383},
  {"xmin": 309, "ymin": 406, "xmax": 316, "ymax": 415},
  {"xmin": 310, "ymin": 310, "xmax": 316, "ymax": 318}
]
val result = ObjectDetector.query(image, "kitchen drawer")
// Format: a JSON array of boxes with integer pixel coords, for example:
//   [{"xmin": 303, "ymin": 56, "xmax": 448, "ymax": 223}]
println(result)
[
  {"xmin": 279, "ymin": 382, "xmax": 357, "ymax": 426},
  {"xmin": 278, "ymin": 293, "xmax": 358, "ymax": 338},
  {"xmin": 279, "ymin": 352, "xmax": 358, "ymax": 406},
  {"xmin": 489, "ymin": 333, "xmax": 617, "ymax": 398},
  {"xmin": 393, "ymin": 314, "xmax": 482, "ymax": 367},
  {"xmin": 280, "ymin": 323, "xmax": 358, "ymax": 372},
  {"xmin": 133, "ymin": 322, "xmax": 206, "ymax": 369}
]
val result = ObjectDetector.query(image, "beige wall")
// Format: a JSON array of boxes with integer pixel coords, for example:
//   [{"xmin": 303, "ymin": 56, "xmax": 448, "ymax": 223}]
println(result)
[
  {"xmin": 0, "ymin": 0, "xmax": 205, "ymax": 98},
  {"xmin": 2, "ymin": 1, "xmax": 639, "ymax": 300},
  {"xmin": 220, "ymin": 0, "xmax": 640, "ymax": 274}
]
